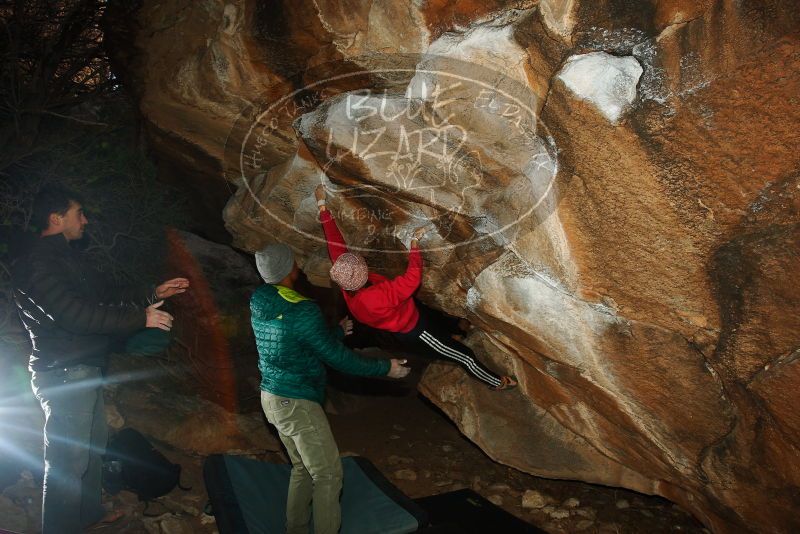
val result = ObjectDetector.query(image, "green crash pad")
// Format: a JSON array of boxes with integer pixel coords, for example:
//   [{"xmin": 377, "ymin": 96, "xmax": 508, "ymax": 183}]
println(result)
[{"xmin": 203, "ymin": 454, "xmax": 428, "ymax": 534}]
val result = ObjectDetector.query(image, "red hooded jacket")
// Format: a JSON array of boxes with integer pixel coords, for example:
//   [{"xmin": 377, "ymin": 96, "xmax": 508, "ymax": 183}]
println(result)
[{"xmin": 320, "ymin": 209, "xmax": 421, "ymax": 333}]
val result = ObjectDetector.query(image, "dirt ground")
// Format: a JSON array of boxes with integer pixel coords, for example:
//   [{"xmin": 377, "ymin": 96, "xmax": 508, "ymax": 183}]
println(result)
[
  {"xmin": 54, "ymin": 355, "xmax": 709, "ymax": 534},
  {"xmin": 0, "ymin": 345, "xmax": 708, "ymax": 534}
]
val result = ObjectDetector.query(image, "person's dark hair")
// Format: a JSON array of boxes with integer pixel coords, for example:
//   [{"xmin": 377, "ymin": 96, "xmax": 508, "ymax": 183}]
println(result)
[{"xmin": 32, "ymin": 186, "xmax": 83, "ymax": 231}]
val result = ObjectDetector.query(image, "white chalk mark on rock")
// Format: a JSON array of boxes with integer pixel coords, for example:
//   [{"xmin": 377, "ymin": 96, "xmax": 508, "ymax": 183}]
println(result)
[{"xmin": 557, "ymin": 52, "xmax": 643, "ymax": 124}]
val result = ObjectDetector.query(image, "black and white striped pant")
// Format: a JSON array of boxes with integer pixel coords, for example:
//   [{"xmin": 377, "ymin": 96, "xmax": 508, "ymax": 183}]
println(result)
[{"xmin": 392, "ymin": 307, "xmax": 503, "ymax": 388}]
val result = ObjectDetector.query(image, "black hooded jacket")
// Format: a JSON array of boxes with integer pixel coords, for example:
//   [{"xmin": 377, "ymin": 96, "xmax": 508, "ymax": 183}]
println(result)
[{"xmin": 12, "ymin": 234, "xmax": 150, "ymax": 371}]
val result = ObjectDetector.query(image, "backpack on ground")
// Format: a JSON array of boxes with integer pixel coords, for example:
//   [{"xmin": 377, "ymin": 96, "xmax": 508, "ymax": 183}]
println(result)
[{"xmin": 103, "ymin": 428, "xmax": 188, "ymax": 508}]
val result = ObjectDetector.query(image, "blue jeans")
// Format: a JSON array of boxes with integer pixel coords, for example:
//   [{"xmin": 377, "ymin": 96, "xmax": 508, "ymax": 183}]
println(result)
[{"xmin": 31, "ymin": 365, "xmax": 108, "ymax": 534}]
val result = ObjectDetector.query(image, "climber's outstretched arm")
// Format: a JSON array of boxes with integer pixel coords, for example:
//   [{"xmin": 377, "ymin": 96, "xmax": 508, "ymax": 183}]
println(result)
[{"xmin": 316, "ymin": 184, "xmax": 349, "ymax": 262}]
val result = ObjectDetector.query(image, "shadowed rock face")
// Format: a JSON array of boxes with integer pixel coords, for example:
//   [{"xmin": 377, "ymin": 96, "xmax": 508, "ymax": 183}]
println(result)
[{"xmin": 104, "ymin": 1, "xmax": 800, "ymax": 532}]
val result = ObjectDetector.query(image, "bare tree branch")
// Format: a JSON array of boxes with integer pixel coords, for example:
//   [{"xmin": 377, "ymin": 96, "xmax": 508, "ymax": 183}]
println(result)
[{"xmin": 41, "ymin": 110, "xmax": 107, "ymax": 126}]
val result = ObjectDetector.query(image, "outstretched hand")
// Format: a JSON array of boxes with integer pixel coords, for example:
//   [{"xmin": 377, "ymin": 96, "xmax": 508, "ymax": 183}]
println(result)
[
  {"xmin": 339, "ymin": 315, "xmax": 353, "ymax": 336},
  {"xmin": 155, "ymin": 277, "xmax": 190, "ymax": 299},
  {"xmin": 387, "ymin": 358, "xmax": 410, "ymax": 379},
  {"xmin": 410, "ymin": 226, "xmax": 427, "ymax": 249},
  {"xmin": 412, "ymin": 227, "xmax": 427, "ymax": 241},
  {"xmin": 315, "ymin": 185, "xmax": 328, "ymax": 212},
  {"xmin": 146, "ymin": 300, "xmax": 174, "ymax": 331}
]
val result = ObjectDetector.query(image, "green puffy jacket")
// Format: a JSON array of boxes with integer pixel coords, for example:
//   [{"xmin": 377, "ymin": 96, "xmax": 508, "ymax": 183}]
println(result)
[{"xmin": 251, "ymin": 284, "xmax": 390, "ymax": 404}]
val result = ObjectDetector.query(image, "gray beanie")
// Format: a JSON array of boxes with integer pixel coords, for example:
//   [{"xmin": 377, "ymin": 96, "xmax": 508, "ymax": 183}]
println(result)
[{"xmin": 255, "ymin": 243, "xmax": 295, "ymax": 284}]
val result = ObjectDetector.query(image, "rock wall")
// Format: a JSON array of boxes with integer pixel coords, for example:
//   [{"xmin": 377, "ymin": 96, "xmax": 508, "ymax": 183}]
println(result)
[
  {"xmin": 163, "ymin": 229, "xmax": 263, "ymax": 411},
  {"xmin": 104, "ymin": 1, "xmax": 800, "ymax": 532}
]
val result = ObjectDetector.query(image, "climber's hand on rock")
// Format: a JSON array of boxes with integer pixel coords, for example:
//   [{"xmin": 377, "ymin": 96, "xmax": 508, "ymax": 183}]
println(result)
[
  {"xmin": 410, "ymin": 226, "xmax": 427, "ymax": 249},
  {"xmin": 412, "ymin": 226, "xmax": 427, "ymax": 241},
  {"xmin": 388, "ymin": 358, "xmax": 410, "ymax": 379},
  {"xmin": 315, "ymin": 184, "xmax": 327, "ymax": 204}
]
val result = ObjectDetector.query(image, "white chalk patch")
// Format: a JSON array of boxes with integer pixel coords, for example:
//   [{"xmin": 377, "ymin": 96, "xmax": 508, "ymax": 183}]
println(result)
[
  {"xmin": 409, "ymin": 24, "xmax": 531, "ymax": 103},
  {"xmin": 557, "ymin": 52, "xmax": 643, "ymax": 124},
  {"xmin": 427, "ymin": 25, "xmax": 528, "ymax": 83},
  {"xmin": 539, "ymin": 0, "xmax": 578, "ymax": 40},
  {"xmin": 466, "ymin": 286, "xmax": 482, "ymax": 311},
  {"xmin": 472, "ymin": 254, "xmax": 618, "ymax": 370}
]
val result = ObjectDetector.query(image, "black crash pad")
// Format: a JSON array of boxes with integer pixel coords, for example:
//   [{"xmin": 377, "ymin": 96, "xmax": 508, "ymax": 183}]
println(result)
[{"xmin": 415, "ymin": 489, "xmax": 545, "ymax": 534}]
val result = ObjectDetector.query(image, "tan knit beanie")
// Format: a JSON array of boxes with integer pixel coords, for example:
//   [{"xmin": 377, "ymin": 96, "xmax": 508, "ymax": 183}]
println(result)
[{"xmin": 330, "ymin": 253, "xmax": 369, "ymax": 291}]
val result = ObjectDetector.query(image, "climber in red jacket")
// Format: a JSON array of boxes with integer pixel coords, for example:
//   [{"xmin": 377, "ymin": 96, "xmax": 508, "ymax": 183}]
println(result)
[{"xmin": 315, "ymin": 184, "xmax": 516, "ymax": 390}]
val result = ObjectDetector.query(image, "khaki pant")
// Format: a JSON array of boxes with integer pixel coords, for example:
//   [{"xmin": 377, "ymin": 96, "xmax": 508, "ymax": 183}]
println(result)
[{"xmin": 261, "ymin": 391, "xmax": 343, "ymax": 534}]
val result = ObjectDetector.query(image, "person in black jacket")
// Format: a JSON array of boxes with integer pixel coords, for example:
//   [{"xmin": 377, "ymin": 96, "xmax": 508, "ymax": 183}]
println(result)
[{"xmin": 12, "ymin": 186, "xmax": 190, "ymax": 534}]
